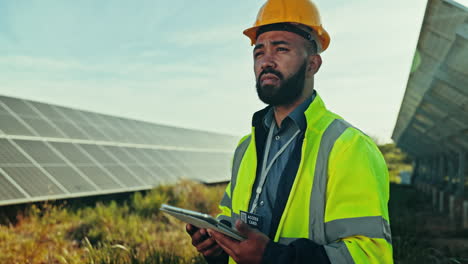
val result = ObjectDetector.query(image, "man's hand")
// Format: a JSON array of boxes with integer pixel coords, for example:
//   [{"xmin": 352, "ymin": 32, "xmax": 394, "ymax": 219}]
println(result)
[
  {"xmin": 186, "ymin": 224, "xmax": 224, "ymax": 257},
  {"xmin": 209, "ymin": 219, "xmax": 270, "ymax": 264}
]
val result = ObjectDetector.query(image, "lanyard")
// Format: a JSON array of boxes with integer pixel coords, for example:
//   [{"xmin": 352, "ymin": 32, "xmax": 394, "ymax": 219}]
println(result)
[{"xmin": 250, "ymin": 118, "xmax": 301, "ymax": 213}]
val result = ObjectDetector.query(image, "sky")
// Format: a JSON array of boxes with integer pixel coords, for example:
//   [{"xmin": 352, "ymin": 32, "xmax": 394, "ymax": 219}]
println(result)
[{"xmin": 0, "ymin": 0, "xmax": 431, "ymax": 143}]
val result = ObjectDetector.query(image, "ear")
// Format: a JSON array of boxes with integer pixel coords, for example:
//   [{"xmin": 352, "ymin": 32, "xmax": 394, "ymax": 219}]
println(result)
[{"xmin": 307, "ymin": 54, "xmax": 322, "ymax": 76}]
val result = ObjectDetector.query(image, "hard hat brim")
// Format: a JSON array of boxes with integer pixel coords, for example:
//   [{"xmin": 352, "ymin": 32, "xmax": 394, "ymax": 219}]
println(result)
[{"xmin": 243, "ymin": 23, "xmax": 330, "ymax": 53}]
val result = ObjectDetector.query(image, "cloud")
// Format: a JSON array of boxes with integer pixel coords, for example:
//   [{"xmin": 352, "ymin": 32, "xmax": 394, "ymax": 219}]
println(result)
[
  {"xmin": 0, "ymin": 0, "xmax": 431, "ymax": 143},
  {"xmin": 0, "ymin": 55, "xmax": 217, "ymax": 80},
  {"xmin": 165, "ymin": 25, "xmax": 244, "ymax": 47}
]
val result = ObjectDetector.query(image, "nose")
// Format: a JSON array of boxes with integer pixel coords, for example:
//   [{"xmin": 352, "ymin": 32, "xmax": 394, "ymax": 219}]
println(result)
[{"xmin": 260, "ymin": 53, "xmax": 276, "ymax": 70}]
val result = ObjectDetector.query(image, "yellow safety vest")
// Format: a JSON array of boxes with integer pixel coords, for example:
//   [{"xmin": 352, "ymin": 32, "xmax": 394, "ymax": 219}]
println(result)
[{"xmin": 218, "ymin": 94, "xmax": 393, "ymax": 264}]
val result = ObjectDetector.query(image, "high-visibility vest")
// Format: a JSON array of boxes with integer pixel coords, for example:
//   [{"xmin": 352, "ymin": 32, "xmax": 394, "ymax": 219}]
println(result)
[{"xmin": 218, "ymin": 94, "xmax": 393, "ymax": 264}]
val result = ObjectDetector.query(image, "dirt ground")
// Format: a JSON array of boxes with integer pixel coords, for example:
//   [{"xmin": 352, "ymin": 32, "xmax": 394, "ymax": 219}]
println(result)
[{"xmin": 389, "ymin": 184, "xmax": 468, "ymax": 263}]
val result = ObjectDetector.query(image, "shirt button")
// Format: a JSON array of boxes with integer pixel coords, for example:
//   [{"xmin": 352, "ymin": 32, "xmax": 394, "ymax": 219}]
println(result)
[
  {"xmin": 259, "ymin": 201, "xmax": 265, "ymax": 206},
  {"xmin": 275, "ymin": 135, "xmax": 280, "ymax": 141}
]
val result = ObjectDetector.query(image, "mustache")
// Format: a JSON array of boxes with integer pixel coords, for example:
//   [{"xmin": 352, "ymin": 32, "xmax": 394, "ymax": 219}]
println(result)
[{"xmin": 259, "ymin": 68, "xmax": 283, "ymax": 81}]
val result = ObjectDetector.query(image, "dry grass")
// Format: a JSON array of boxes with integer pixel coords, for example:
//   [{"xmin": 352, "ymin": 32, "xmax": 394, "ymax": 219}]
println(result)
[
  {"xmin": 0, "ymin": 180, "xmax": 225, "ymax": 264},
  {"xmin": 2, "ymin": 175, "xmax": 466, "ymax": 263}
]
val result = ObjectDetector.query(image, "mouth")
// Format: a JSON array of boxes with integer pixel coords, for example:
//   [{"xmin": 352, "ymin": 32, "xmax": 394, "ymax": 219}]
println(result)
[{"xmin": 260, "ymin": 73, "xmax": 280, "ymax": 83}]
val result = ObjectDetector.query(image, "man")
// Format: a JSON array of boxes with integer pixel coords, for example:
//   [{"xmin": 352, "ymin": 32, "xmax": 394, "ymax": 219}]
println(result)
[{"xmin": 187, "ymin": 0, "xmax": 393, "ymax": 263}]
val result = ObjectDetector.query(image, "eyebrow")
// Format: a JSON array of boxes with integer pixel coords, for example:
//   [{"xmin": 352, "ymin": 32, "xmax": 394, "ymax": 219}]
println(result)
[{"xmin": 253, "ymin": 40, "xmax": 291, "ymax": 52}]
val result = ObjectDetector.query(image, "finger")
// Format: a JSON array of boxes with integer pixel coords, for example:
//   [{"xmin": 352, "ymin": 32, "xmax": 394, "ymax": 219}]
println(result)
[
  {"xmin": 203, "ymin": 244, "xmax": 224, "ymax": 257},
  {"xmin": 209, "ymin": 230, "xmax": 239, "ymax": 256},
  {"xmin": 235, "ymin": 219, "xmax": 254, "ymax": 237},
  {"xmin": 213, "ymin": 236, "xmax": 237, "ymax": 259},
  {"xmin": 186, "ymin": 224, "xmax": 198, "ymax": 236},
  {"xmin": 196, "ymin": 237, "xmax": 217, "ymax": 252},
  {"xmin": 192, "ymin": 229, "xmax": 209, "ymax": 245}
]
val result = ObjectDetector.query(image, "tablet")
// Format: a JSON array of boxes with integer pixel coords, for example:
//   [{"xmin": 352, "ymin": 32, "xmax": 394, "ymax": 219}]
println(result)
[{"xmin": 160, "ymin": 204, "xmax": 246, "ymax": 241}]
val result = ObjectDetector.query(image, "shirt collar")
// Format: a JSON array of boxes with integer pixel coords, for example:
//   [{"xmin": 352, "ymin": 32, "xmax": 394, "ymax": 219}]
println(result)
[{"xmin": 262, "ymin": 91, "xmax": 316, "ymax": 132}]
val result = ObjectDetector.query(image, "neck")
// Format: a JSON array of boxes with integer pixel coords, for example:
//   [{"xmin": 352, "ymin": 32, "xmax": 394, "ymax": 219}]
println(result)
[{"xmin": 273, "ymin": 96, "xmax": 307, "ymax": 128}]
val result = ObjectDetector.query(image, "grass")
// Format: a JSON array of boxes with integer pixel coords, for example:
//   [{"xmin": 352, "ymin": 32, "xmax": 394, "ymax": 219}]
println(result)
[
  {"xmin": 1, "ymin": 144, "xmax": 466, "ymax": 263},
  {"xmin": 0, "ymin": 180, "xmax": 225, "ymax": 264}
]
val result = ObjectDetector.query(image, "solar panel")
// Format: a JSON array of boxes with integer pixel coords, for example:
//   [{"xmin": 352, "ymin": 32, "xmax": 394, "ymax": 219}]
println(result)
[
  {"xmin": 57, "ymin": 108, "xmax": 109, "ymax": 141},
  {"xmin": 76, "ymin": 165, "xmax": 123, "ymax": 190},
  {"xmin": 144, "ymin": 164, "xmax": 174, "ymax": 182},
  {"xmin": 14, "ymin": 140, "xmax": 65, "ymax": 165},
  {"xmin": 157, "ymin": 149, "xmax": 191, "ymax": 176},
  {"xmin": 50, "ymin": 142, "xmax": 95, "ymax": 165},
  {"xmin": 101, "ymin": 146, "xmax": 139, "ymax": 165},
  {"xmin": 74, "ymin": 111, "xmax": 112, "ymax": 141},
  {"xmin": 2, "ymin": 166, "xmax": 64, "ymax": 197},
  {"xmin": 51, "ymin": 119, "xmax": 90, "ymax": 140},
  {"xmin": 103, "ymin": 165, "xmax": 146, "ymax": 188},
  {"xmin": 125, "ymin": 148, "xmax": 154, "ymax": 165},
  {"xmin": 0, "ymin": 94, "xmax": 238, "ymax": 206},
  {"xmin": 20, "ymin": 117, "xmax": 65, "ymax": 138},
  {"xmin": 58, "ymin": 107, "xmax": 89, "ymax": 124},
  {"xmin": 392, "ymin": 0, "xmax": 468, "ymax": 156},
  {"xmin": 0, "ymin": 170, "xmax": 26, "ymax": 201},
  {"xmin": 77, "ymin": 124, "xmax": 109, "ymax": 141},
  {"xmin": 142, "ymin": 149, "xmax": 184, "ymax": 178},
  {"xmin": 0, "ymin": 110, "xmax": 35, "ymax": 136},
  {"xmin": 101, "ymin": 118, "xmax": 133, "ymax": 142},
  {"xmin": 43, "ymin": 166, "xmax": 97, "ymax": 193},
  {"xmin": 30, "ymin": 102, "xmax": 65, "ymax": 121},
  {"xmin": 88, "ymin": 114, "xmax": 123, "ymax": 142},
  {"xmin": 126, "ymin": 165, "xmax": 159, "ymax": 184},
  {"xmin": 0, "ymin": 96, "xmax": 39, "ymax": 118},
  {"xmin": 0, "ymin": 139, "xmax": 32, "ymax": 165},
  {"xmin": 80, "ymin": 144, "xmax": 116, "ymax": 164},
  {"xmin": 111, "ymin": 118, "xmax": 145, "ymax": 143}
]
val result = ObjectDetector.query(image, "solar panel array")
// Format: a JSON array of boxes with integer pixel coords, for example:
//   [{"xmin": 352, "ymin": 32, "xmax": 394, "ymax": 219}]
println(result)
[
  {"xmin": 392, "ymin": 0, "xmax": 468, "ymax": 156},
  {"xmin": 0, "ymin": 95, "xmax": 238, "ymax": 206}
]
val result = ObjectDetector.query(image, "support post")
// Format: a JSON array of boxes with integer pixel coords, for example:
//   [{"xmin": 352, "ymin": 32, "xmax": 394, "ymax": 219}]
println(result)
[
  {"xmin": 457, "ymin": 151, "xmax": 465, "ymax": 196},
  {"xmin": 439, "ymin": 190, "xmax": 444, "ymax": 213},
  {"xmin": 464, "ymin": 201, "xmax": 468, "ymax": 229}
]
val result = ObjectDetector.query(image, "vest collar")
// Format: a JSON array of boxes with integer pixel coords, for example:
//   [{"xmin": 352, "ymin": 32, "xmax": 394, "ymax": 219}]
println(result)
[{"xmin": 251, "ymin": 91, "xmax": 328, "ymax": 130}]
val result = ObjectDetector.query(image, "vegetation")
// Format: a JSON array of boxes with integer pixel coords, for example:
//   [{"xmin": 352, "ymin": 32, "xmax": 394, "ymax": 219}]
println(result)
[
  {"xmin": 1, "ymin": 143, "xmax": 466, "ymax": 263},
  {"xmin": 0, "ymin": 180, "xmax": 224, "ymax": 264},
  {"xmin": 378, "ymin": 143, "xmax": 413, "ymax": 184}
]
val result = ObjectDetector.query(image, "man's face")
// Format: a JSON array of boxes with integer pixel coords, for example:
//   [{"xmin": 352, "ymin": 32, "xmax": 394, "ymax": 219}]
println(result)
[{"xmin": 254, "ymin": 31, "xmax": 309, "ymax": 106}]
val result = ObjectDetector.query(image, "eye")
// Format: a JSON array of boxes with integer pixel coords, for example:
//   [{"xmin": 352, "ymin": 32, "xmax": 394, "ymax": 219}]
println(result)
[
  {"xmin": 254, "ymin": 51, "xmax": 264, "ymax": 58},
  {"xmin": 277, "ymin": 47, "xmax": 289, "ymax": 52}
]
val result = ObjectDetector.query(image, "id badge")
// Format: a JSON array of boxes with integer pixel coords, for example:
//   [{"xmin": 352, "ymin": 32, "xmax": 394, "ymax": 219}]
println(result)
[{"xmin": 240, "ymin": 210, "xmax": 263, "ymax": 230}]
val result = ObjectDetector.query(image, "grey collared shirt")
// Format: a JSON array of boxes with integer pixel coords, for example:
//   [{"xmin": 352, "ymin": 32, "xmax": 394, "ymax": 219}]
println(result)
[{"xmin": 248, "ymin": 93, "xmax": 316, "ymax": 235}]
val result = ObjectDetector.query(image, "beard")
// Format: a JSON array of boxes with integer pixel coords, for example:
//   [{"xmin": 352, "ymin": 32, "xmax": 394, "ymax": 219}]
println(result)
[{"xmin": 256, "ymin": 60, "xmax": 307, "ymax": 106}]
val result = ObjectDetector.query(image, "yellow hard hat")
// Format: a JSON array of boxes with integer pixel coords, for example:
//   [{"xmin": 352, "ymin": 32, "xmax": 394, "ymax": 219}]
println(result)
[{"xmin": 243, "ymin": 0, "xmax": 330, "ymax": 53}]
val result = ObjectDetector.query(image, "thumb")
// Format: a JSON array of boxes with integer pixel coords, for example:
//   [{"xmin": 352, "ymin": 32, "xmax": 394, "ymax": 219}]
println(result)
[{"xmin": 235, "ymin": 219, "xmax": 256, "ymax": 238}]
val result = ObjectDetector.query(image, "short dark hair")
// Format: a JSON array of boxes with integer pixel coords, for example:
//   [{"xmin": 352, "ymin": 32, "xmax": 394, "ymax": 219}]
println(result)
[{"xmin": 304, "ymin": 39, "xmax": 318, "ymax": 55}]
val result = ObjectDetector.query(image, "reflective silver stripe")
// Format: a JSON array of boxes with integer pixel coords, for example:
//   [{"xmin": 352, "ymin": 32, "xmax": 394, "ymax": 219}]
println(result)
[
  {"xmin": 325, "ymin": 216, "xmax": 392, "ymax": 244},
  {"xmin": 324, "ymin": 241, "xmax": 355, "ymax": 264},
  {"xmin": 220, "ymin": 192, "xmax": 231, "ymax": 208},
  {"xmin": 222, "ymin": 135, "xmax": 251, "ymax": 232},
  {"xmin": 231, "ymin": 135, "xmax": 252, "ymax": 200},
  {"xmin": 278, "ymin": 237, "xmax": 298, "ymax": 245},
  {"xmin": 310, "ymin": 119, "xmax": 351, "ymax": 244}
]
